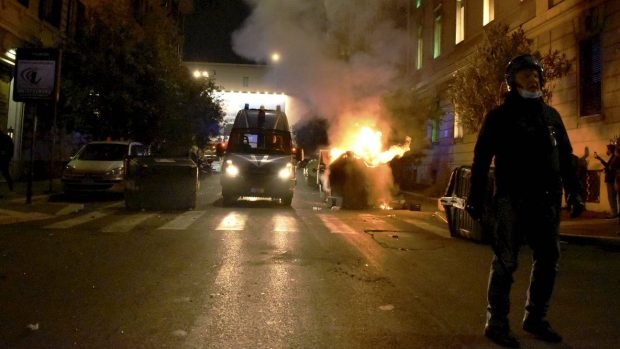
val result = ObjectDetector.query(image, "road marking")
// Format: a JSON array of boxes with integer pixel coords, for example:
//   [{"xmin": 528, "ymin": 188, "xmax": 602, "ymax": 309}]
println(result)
[
  {"xmin": 158, "ymin": 210, "xmax": 206, "ymax": 230},
  {"xmin": 0, "ymin": 209, "xmax": 53, "ymax": 225},
  {"xmin": 399, "ymin": 217, "xmax": 450, "ymax": 238},
  {"xmin": 44, "ymin": 211, "xmax": 109, "ymax": 229},
  {"xmin": 101, "ymin": 213, "xmax": 156, "ymax": 233},
  {"xmin": 272, "ymin": 214, "xmax": 298, "ymax": 232},
  {"xmin": 55, "ymin": 204, "xmax": 85, "ymax": 216},
  {"xmin": 215, "ymin": 212, "xmax": 247, "ymax": 231},
  {"xmin": 318, "ymin": 215, "xmax": 358, "ymax": 234}
]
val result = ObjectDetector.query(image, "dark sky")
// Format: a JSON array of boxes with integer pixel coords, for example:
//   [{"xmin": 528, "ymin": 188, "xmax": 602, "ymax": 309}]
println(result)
[{"xmin": 183, "ymin": 0, "xmax": 254, "ymax": 64}]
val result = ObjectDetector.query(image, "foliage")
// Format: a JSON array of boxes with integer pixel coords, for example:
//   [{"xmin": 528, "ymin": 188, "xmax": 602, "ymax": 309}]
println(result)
[
  {"xmin": 449, "ymin": 22, "xmax": 572, "ymax": 132},
  {"xmin": 59, "ymin": 0, "xmax": 223, "ymax": 148},
  {"xmin": 292, "ymin": 117, "xmax": 329, "ymax": 156}
]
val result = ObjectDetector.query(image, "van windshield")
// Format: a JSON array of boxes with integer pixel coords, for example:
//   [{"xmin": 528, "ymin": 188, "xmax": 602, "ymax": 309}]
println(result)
[{"xmin": 228, "ymin": 130, "xmax": 291, "ymax": 155}]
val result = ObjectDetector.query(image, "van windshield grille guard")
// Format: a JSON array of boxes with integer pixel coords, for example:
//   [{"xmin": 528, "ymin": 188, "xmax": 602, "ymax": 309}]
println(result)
[{"xmin": 228, "ymin": 130, "xmax": 292, "ymax": 155}]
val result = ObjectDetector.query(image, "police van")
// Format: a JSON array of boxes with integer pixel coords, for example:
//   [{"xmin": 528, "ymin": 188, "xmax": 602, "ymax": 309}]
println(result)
[{"xmin": 220, "ymin": 105, "xmax": 296, "ymax": 206}]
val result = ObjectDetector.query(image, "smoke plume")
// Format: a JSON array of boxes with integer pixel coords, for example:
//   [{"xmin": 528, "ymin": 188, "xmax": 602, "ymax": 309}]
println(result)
[{"xmin": 232, "ymin": 0, "xmax": 412, "ymax": 141}]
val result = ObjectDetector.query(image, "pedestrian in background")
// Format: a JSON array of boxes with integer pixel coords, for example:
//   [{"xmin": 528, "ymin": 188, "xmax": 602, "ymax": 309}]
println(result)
[
  {"xmin": 0, "ymin": 126, "xmax": 14, "ymax": 195},
  {"xmin": 594, "ymin": 143, "xmax": 618, "ymax": 219},
  {"xmin": 465, "ymin": 55, "xmax": 584, "ymax": 348}
]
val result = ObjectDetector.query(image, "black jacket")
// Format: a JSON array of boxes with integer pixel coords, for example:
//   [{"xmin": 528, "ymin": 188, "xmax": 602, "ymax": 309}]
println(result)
[
  {"xmin": 469, "ymin": 91, "xmax": 581, "ymax": 203},
  {"xmin": 0, "ymin": 133, "xmax": 13, "ymax": 162}
]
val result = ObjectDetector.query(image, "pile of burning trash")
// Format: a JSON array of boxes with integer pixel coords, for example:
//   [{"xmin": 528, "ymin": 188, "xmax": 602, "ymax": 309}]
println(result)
[{"xmin": 320, "ymin": 126, "xmax": 411, "ymax": 209}]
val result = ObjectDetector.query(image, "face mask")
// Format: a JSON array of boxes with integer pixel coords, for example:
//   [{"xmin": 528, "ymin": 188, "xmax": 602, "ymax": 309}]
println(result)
[{"xmin": 517, "ymin": 88, "xmax": 543, "ymax": 99}]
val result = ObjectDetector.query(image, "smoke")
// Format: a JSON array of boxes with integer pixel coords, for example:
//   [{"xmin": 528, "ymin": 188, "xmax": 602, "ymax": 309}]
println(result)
[{"xmin": 232, "ymin": 0, "xmax": 411, "ymax": 141}]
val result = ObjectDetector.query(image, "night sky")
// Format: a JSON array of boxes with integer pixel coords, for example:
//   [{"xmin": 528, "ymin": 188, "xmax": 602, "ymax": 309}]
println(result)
[{"xmin": 183, "ymin": 0, "xmax": 254, "ymax": 64}]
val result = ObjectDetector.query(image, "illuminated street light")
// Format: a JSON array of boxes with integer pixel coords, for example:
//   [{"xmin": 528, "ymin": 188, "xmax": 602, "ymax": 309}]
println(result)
[
  {"xmin": 271, "ymin": 52, "xmax": 281, "ymax": 63},
  {"xmin": 193, "ymin": 70, "xmax": 201, "ymax": 78}
]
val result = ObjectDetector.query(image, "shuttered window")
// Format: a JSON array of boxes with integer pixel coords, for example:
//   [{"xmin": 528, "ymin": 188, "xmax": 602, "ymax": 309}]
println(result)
[{"xmin": 579, "ymin": 34, "xmax": 602, "ymax": 117}]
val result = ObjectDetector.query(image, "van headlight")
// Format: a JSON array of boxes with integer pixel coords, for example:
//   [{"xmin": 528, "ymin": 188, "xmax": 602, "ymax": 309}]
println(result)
[
  {"xmin": 225, "ymin": 161, "xmax": 239, "ymax": 177},
  {"xmin": 278, "ymin": 163, "xmax": 293, "ymax": 179}
]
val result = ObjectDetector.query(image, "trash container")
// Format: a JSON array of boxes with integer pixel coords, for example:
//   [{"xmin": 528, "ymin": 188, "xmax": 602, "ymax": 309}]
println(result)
[
  {"xmin": 439, "ymin": 166, "xmax": 494, "ymax": 243},
  {"xmin": 125, "ymin": 156, "xmax": 198, "ymax": 210}
]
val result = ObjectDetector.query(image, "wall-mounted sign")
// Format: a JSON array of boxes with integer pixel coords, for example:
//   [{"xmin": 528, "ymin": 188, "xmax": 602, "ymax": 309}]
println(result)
[{"xmin": 13, "ymin": 48, "xmax": 61, "ymax": 102}]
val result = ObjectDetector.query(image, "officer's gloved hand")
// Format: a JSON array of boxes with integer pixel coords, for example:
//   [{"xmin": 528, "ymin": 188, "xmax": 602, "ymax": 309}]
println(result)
[
  {"xmin": 465, "ymin": 195, "xmax": 483, "ymax": 222},
  {"xmin": 568, "ymin": 193, "xmax": 585, "ymax": 218}
]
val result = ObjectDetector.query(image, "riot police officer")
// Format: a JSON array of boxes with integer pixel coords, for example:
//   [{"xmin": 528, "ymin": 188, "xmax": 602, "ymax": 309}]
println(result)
[{"xmin": 466, "ymin": 54, "xmax": 584, "ymax": 348}]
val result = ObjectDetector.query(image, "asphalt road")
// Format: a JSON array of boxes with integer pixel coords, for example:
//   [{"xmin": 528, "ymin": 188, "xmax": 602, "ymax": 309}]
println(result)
[{"xmin": 0, "ymin": 174, "xmax": 619, "ymax": 349}]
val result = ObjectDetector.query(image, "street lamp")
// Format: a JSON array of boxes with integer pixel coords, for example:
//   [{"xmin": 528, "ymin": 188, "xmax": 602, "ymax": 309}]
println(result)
[{"xmin": 271, "ymin": 52, "xmax": 281, "ymax": 63}]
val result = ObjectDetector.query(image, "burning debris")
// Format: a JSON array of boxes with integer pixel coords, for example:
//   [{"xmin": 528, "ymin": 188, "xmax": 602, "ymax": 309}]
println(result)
[{"xmin": 321, "ymin": 125, "xmax": 411, "ymax": 209}]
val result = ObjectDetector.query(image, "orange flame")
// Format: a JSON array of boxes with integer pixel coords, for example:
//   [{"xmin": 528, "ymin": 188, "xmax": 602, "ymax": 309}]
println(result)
[{"xmin": 330, "ymin": 126, "xmax": 411, "ymax": 167}]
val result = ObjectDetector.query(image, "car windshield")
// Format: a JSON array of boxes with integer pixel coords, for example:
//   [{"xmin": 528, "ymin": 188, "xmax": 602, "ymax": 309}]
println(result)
[
  {"xmin": 77, "ymin": 144, "xmax": 128, "ymax": 161},
  {"xmin": 227, "ymin": 130, "xmax": 291, "ymax": 155}
]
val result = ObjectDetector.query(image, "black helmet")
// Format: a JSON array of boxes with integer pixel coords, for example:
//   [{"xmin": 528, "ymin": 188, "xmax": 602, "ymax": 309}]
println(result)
[{"xmin": 505, "ymin": 54, "xmax": 544, "ymax": 91}]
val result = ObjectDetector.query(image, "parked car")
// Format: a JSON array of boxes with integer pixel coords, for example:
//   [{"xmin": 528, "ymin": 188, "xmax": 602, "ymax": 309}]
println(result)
[{"xmin": 61, "ymin": 141, "xmax": 146, "ymax": 194}]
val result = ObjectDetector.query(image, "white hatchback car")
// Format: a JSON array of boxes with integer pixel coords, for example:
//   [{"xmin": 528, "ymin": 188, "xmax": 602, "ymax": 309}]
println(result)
[{"xmin": 61, "ymin": 141, "xmax": 146, "ymax": 194}]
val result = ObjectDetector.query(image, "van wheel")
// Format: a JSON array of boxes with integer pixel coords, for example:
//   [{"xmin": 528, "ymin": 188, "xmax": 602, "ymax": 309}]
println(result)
[{"xmin": 281, "ymin": 194, "xmax": 293, "ymax": 206}]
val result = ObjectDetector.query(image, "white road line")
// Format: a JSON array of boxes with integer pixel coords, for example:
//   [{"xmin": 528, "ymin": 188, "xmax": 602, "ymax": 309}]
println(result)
[
  {"xmin": 272, "ymin": 214, "xmax": 298, "ymax": 232},
  {"xmin": 399, "ymin": 217, "xmax": 450, "ymax": 238},
  {"xmin": 318, "ymin": 215, "xmax": 358, "ymax": 234},
  {"xmin": 55, "ymin": 204, "xmax": 85, "ymax": 216},
  {"xmin": 215, "ymin": 212, "xmax": 248, "ymax": 231},
  {"xmin": 157, "ymin": 210, "xmax": 206, "ymax": 230},
  {"xmin": 0, "ymin": 209, "xmax": 52, "ymax": 225},
  {"xmin": 44, "ymin": 211, "xmax": 109, "ymax": 229},
  {"xmin": 101, "ymin": 213, "xmax": 156, "ymax": 233}
]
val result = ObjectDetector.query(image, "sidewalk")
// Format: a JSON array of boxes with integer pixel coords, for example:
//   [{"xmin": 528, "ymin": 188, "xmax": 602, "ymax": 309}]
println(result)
[
  {"xmin": 401, "ymin": 191, "xmax": 620, "ymax": 246},
  {"xmin": 0, "ymin": 179, "xmax": 85, "ymax": 225}
]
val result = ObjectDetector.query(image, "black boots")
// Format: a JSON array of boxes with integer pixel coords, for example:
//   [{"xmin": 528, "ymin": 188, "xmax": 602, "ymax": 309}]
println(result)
[
  {"xmin": 522, "ymin": 318, "xmax": 563, "ymax": 343},
  {"xmin": 484, "ymin": 325, "xmax": 520, "ymax": 348}
]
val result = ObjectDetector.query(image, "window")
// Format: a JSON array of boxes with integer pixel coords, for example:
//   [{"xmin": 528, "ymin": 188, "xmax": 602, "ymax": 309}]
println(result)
[
  {"xmin": 416, "ymin": 0, "xmax": 422, "ymax": 8},
  {"xmin": 416, "ymin": 24, "xmax": 423, "ymax": 70},
  {"xmin": 455, "ymin": 0, "xmax": 465, "ymax": 44},
  {"xmin": 243, "ymin": 77, "xmax": 249, "ymax": 87},
  {"xmin": 453, "ymin": 112, "xmax": 464, "ymax": 139},
  {"xmin": 431, "ymin": 119, "xmax": 440, "ymax": 143},
  {"xmin": 483, "ymin": 0, "xmax": 494, "ymax": 25},
  {"xmin": 579, "ymin": 34, "xmax": 602, "ymax": 117},
  {"xmin": 433, "ymin": 10, "xmax": 442, "ymax": 58},
  {"xmin": 39, "ymin": 0, "xmax": 62, "ymax": 27}
]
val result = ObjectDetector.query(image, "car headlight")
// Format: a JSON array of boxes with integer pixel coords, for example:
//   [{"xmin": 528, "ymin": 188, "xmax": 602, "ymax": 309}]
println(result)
[
  {"xmin": 278, "ymin": 163, "xmax": 293, "ymax": 179},
  {"xmin": 225, "ymin": 161, "xmax": 239, "ymax": 177}
]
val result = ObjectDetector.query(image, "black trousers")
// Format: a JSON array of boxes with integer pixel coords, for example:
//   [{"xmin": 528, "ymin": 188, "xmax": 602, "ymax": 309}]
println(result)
[
  {"xmin": 0, "ymin": 160, "xmax": 13, "ymax": 191},
  {"xmin": 486, "ymin": 194, "xmax": 561, "ymax": 328}
]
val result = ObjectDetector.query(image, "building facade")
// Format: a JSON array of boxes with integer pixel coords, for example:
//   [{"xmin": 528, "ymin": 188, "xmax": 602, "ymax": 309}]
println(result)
[{"xmin": 410, "ymin": 0, "xmax": 619, "ymax": 212}]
